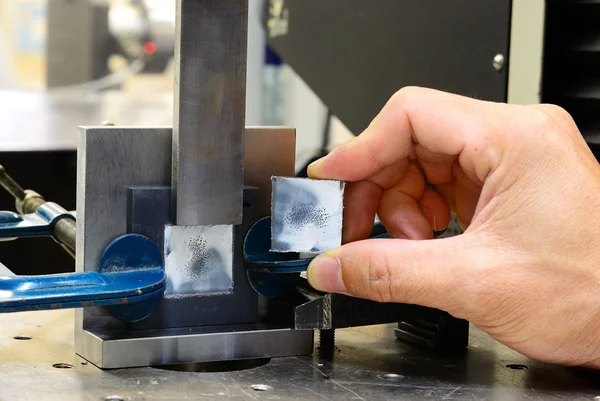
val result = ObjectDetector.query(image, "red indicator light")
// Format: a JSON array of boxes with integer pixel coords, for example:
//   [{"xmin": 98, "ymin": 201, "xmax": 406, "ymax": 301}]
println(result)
[{"xmin": 144, "ymin": 41, "xmax": 157, "ymax": 55}]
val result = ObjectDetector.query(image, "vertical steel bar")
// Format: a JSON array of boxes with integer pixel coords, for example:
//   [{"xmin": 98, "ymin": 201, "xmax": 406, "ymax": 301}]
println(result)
[{"xmin": 172, "ymin": 0, "xmax": 248, "ymax": 226}]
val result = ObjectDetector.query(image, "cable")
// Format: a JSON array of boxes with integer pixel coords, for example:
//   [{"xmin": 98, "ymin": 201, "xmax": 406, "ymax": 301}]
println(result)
[{"xmin": 48, "ymin": 58, "xmax": 146, "ymax": 95}]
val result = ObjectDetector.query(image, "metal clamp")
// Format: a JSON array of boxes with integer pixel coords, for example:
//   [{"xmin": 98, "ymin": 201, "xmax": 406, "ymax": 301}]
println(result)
[
  {"xmin": 0, "ymin": 203, "xmax": 74, "ymax": 240},
  {"xmin": 0, "ymin": 234, "xmax": 166, "ymax": 322},
  {"xmin": 243, "ymin": 217, "xmax": 390, "ymax": 298}
]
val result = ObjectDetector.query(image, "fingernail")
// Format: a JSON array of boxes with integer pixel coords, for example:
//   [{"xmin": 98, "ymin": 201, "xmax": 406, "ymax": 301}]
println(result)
[
  {"xmin": 307, "ymin": 159, "xmax": 322, "ymax": 177},
  {"xmin": 307, "ymin": 254, "xmax": 347, "ymax": 293}
]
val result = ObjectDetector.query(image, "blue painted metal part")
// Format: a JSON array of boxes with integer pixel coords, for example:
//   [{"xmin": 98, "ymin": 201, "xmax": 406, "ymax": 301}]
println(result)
[
  {"xmin": 244, "ymin": 217, "xmax": 315, "ymax": 272},
  {"xmin": 0, "ymin": 234, "xmax": 166, "ymax": 322},
  {"xmin": 246, "ymin": 270, "xmax": 301, "ymax": 299},
  {"xmin": 0, "ymin": 203, "xmax": 75, "ymax": 240},
  {"xmin": 0, "ymin": 211, "xmax": 53, "ymax": 238},
  {"xmin": 244, "ymin": 217, "xmax": 390, "ymax": 297}
]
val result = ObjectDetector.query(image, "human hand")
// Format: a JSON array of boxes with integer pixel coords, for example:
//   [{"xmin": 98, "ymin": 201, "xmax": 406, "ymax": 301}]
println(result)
[{"xmin": 306, "ymin": 87, "xmax": 600, "ymax": 368}]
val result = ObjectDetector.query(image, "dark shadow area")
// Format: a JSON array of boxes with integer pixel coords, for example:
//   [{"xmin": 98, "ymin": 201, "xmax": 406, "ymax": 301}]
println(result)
[{"xmin": 151, "ymin": 358, "xmax": 271, "ymax": 373}]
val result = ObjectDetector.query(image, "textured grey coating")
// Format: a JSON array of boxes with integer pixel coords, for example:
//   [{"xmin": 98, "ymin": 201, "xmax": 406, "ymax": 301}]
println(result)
[
  {"xmin": 271, "ymin": 177, "xmax": 344, "ymax": 253},
  {"xmin": 164, "ymin": 225, "xmax": 233, "ymax": 295},
  {"xmin": 172, "ymin": 0, "xmax": 248, "ymax": 226}
]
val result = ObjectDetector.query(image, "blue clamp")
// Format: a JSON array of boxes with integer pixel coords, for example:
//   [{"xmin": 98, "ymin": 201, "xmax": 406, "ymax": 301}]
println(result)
[
  {"xmin": 0, "ymin": 202, "xmax": 74, "ymax": 240},
  {"xmin": 244, "ymin": 217, "xmax": 390, "ymax": 298},
  {"xmin": 0, "ymin": 234, "xmax": 166, "ymax": 322}
]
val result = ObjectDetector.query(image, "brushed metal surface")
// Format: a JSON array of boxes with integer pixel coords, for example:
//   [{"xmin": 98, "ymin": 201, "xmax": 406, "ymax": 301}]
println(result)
[
  {"xmin": 75, "ymin": 127, "xmax": 296, "ymax": 364},
  {"xmin": 244, "ymin": 127, "xmax": 296, "ymax": 217},
  {"xmin": 75, "ymin": 127, "xmax": 172, "ymax": 354},
  {"xmin": 2, "ymin": 310, "xmax": 598, "ymax": 399},
  {"xmin": 172, "ymin": 0, "xmax": 248, "ymax": 226},
  {"xmin": 77, "ymin": 127, "xmax": 293, "ymax": 273},
  {"xmin": 76, "ymin": 127, "xmax": 172, "ymax": 277},
  {"xmin": 81, "ymin": 324, "xmax": 314, "ymax": 369}
]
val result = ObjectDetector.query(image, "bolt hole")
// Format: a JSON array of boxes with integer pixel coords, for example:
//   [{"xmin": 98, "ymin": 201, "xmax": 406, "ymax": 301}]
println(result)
[
  {"xmin": 52, "ymin": 363, "xmax": 74, "ymax": 369},
  {"xmin": 506, "ymin": 364, "xmax": 528, "ymax": 371},
  {"xmin": 13, "ymin": 336, "xmax": 32, "ymax": 341},
  {"xmin": 250, "ymin": 384, "xmax": 273, "ymax": 392}
]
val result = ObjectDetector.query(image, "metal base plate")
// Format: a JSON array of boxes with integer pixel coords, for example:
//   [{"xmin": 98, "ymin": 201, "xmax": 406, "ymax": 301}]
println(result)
[{"xmin": 1, "ymin": 310, "xmax": 599, "ymax": 400}]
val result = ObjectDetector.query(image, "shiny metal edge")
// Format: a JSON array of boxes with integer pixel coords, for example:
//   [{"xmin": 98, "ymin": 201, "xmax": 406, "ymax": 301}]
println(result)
[{"xmin": 79, "ymin": 327, "xmax": 314, "ymax": 369}]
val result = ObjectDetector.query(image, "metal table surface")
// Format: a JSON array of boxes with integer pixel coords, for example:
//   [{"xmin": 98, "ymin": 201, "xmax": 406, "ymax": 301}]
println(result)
[{"xmin": 0, "ymin": 310, "xmax": 598, "ymax": 400}]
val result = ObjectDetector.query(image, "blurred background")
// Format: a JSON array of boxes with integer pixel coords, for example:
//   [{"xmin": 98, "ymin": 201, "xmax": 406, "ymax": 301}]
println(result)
[
  {"xmin": 0, "ymin": 0, "xmax": 350, "ymax": 159},
  {"xmin": 0, "ymin": 0, "xmax": 352, "ymax": 273},
  {"xmin": 5, "ymin": 1, "xmax": 594, "ymax": 275}
]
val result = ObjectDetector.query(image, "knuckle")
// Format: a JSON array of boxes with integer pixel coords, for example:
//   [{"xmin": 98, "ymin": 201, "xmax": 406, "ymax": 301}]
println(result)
[
  {"xmin": 390, "ymin": 86, "xmax": 419, "ymax": 107},
  {"xmin": 531, "ymin": 104, "xmax": 576, "ymax": 131},
  {"xmin": 538, "ymin": 104, "xmax": 572, "ymax": 121}
]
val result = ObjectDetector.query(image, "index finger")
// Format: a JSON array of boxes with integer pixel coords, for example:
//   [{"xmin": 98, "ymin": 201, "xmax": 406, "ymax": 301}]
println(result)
[{"xmin": 308, "ymin": 87, "xmax": 505, "ymax": 187}]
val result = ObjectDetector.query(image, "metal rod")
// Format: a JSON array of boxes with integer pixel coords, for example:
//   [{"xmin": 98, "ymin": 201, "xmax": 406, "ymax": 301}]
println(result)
[
  {"xmin": 0, "ymin": 165, "xmax": 26, "ymax": 201},
  {"xmin": 54, "ymin": 218, "xmax": 77, "ymax": 254},
  {"xmin": 0, "ymin": 165, "xmax": 76, "ymax": 254},
  {"xmin": 172, "ymin": 0, "xmax": 248, "ymax": 226}
]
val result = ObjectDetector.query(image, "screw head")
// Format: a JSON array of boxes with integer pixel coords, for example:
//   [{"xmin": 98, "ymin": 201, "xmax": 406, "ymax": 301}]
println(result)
[{"xmin": 493, "ymin": 54, "xmax": 505, "ymax": 72}]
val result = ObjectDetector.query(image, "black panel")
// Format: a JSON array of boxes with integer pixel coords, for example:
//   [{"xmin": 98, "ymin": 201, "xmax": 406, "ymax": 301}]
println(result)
[
  {"xmin": 268, "ymin": 0, "xmax": 512, "ymax": 135},
  {"xmin": 0, "ymin": 151, "xmax": 76, "ymax": 275},
  {"xmin": 542, "ymin": 0, "xmax": 600, "ymax": 160}
]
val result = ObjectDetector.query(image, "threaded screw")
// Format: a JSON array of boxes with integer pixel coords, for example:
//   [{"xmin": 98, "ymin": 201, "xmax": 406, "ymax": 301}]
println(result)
[{"xmin": 319, "ymin": 329, "xmax": 335, "ymax": 353}]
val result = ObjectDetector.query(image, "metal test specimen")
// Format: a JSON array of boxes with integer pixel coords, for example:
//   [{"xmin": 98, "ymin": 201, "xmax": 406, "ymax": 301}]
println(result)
[{"xmin": 271, "ymin": 176, "xmax": 344, "ymax": 253}]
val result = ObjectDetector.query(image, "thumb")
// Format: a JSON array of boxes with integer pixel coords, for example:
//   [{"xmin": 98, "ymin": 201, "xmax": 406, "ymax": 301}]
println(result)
[{"xmin": 306, "ymin": 236, "xmax": 483, "ymax": 315}]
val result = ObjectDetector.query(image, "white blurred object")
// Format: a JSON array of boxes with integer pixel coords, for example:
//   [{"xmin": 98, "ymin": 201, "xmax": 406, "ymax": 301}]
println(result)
[
  {"xmin": 0, "ymin": 31, "xmax": 14, "ymax": 89},
  {"xmin": 0, "ymin": 261, "xmax": 14, "ymax": 276}
]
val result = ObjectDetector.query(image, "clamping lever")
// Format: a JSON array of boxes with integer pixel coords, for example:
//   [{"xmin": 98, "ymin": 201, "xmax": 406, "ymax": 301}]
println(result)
[
  {"xmin": 0, "ymin": 234, "xmax": 166, "ymax": 322},
  {"xmin": 0, "ymin": 165, "xmax": 166, "ymax": 322}
]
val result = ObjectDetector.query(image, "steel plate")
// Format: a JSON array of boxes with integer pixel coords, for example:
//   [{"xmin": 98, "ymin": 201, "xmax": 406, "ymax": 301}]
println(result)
[{"xmin": 0, "ymin": 310, "xmax": 598, "ymax": 400}]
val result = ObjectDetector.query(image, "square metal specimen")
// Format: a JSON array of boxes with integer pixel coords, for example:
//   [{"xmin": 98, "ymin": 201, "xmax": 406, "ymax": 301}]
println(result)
[{"xmin": 271, "ymin": 176, "xmax": 344, "ymax": 253}]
